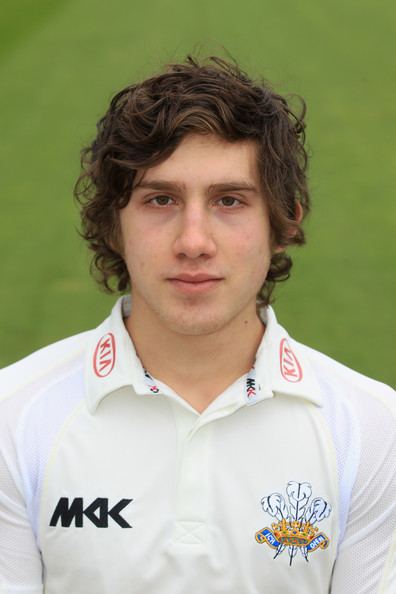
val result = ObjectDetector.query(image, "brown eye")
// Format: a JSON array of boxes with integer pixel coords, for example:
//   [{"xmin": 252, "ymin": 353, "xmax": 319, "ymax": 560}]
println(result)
[
  {"xmin": 219, "ymin": 196, "xmax": 241, "ymax": 207},
  {"xmin": 151, "ymin": 195, "xmax": 173, "ymax": 206}
]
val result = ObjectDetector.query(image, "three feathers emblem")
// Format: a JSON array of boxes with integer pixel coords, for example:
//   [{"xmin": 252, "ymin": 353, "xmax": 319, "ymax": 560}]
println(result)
[{"xmin": 256, "ymin": 481, "xmax": 331, "ymax": 566}]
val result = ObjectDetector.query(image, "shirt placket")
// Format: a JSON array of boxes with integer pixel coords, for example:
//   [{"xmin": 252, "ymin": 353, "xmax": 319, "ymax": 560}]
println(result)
[{"xmin": 170, "ymin": 407, "xmax": 212, "ymax": 549}]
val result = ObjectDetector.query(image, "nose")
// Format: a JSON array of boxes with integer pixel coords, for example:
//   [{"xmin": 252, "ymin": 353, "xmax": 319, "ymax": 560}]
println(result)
[{"xmin": 173, "ymin": 203, "xmax": 217, "ymax": 260}]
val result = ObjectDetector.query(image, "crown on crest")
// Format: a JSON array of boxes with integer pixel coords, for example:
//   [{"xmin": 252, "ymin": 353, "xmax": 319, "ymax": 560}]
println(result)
[{"xmin": 271, "ymin": 519, "xmax": 318, "ymax": 547}]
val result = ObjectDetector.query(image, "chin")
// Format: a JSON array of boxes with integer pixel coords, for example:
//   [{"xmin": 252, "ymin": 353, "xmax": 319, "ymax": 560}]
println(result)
[{"xmin": 161, "ymin": 312, "xmax": 231, "ymax": 337}]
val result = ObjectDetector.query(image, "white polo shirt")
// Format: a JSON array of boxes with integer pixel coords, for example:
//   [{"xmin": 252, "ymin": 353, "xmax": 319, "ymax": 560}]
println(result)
[{"xmin": 0, "ymin": 297, "xmax": 395, "ymax": 594}]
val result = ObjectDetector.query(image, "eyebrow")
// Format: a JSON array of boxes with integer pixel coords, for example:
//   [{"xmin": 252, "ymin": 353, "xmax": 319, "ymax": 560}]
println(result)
[{"xmin": 133, "ymin": 179, "xmax": 260, "ymax": 193}]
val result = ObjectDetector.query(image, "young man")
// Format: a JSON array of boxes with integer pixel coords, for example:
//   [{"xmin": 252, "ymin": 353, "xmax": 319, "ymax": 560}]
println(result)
[{"xmin": 0, "ymin": 57, "xmax": 395, "ymax": 593}]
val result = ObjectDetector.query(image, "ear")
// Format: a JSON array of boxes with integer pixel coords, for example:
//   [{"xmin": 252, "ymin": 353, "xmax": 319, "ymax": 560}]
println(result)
[
  {"xmin": 273, "ymin": 201, "xmax": 304, "ymax": 254},
  {"xmin": 294, "ymin": 201, "xmax": 304, "ymax": 225}
]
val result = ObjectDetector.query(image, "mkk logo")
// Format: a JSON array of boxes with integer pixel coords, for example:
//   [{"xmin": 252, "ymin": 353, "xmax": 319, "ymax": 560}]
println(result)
[
  {"xmin": 93, "ymin": 333, "xmax": 116, "ymax": 378},
  {"xmin": 246, "ymin": 376, "xmax": 256, "ymax": 399},
  {"xmin": 280, "ymin": 339, "xmax": 303, "ymax": 383},
  {"xmin": 49, "ymin": 497, "xmax": 133, "ymax": 528}
]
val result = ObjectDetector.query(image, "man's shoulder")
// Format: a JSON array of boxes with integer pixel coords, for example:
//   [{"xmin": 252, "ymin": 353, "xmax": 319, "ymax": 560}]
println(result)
[
  {"xmin": 0, "ymin": 330, "xmax": 93, "ymax": 404},
  {"xmin": 294, "ymin": 338, "xmax": 395, "ymax": 411}
]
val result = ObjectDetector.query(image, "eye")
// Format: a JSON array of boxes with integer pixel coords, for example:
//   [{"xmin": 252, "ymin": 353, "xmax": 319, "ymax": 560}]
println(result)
[
  {"xmin": 148, "ymin": 195, "xmax": 174, "ymax": 207},
  {"xmin": 218, "ymin": 196, "xmax": 242, "ymax": 208}
]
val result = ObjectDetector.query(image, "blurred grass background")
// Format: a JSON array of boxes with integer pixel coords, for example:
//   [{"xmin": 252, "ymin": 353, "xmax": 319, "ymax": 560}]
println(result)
[{"xmin": 1, "ymin": 0, "xmax": 395, "ymax": 386}]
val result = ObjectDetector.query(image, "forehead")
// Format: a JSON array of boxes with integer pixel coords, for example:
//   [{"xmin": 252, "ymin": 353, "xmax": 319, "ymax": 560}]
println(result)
[{"xmin": 137, "ymin": 134, "xmax": 261, "ymax": 188}]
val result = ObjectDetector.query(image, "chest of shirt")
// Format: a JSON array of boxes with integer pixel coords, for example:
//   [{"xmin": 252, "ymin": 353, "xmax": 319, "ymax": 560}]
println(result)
[{"xmin": 36, "ymin": 389, "xmax": 338, "ymax": 593}]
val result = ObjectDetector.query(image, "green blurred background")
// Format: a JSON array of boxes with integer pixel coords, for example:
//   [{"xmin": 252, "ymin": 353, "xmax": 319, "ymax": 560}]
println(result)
[{"xmin": 1, "ymin": 0, "xmax": 395, "ymax": 386}]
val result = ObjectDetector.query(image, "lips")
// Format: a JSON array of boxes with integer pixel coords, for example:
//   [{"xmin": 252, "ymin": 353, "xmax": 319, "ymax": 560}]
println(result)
[
  {"xmin": 170, "ymin": 273, "xmax": 222, "ymax": 283},
  {"xmin": 167, "ymin": 273, "xmax": 223, "ymax": 294}
]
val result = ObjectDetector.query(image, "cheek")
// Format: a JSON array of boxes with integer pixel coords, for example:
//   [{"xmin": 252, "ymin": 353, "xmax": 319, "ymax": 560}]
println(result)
[
  {"xmin": 122, "ymin": 231, "xmax": 164, "ymax": 277},
  {"xmin": 234, "ymin": 227, "xmax": 272, "ymax": 279},
  {"xmin": 234, "ymin": 222, "xmax": 272, "ymax": 259},
  {"xmin": 121, "ymin": 234, "xmax": 142, "ymax": 274}
]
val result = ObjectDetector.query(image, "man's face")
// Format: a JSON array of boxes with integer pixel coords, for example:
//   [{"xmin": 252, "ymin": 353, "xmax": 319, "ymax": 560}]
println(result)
[{"xmin": 119, "ymin": 133, "xmax": 276, "ymax": 337}]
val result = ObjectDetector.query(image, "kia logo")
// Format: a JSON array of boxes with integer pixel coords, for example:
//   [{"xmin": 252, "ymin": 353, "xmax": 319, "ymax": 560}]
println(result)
[
  {"xmin": 93, "ymin": 333, "xmax": 116, "ymax": 378},
  {"xmin": 280, "ymin": 338, "xmax": 303, "ymax": 383}
]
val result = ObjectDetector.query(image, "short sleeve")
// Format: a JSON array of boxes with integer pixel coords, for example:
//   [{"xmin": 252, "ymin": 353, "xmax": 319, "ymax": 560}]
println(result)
[
  {"xmin": 330, "ymin": 387, "xmax": 396, "ymax": 593},
  {"xmin": 0, "ymin": 394, "xmax": 43, "ymax": 594}
]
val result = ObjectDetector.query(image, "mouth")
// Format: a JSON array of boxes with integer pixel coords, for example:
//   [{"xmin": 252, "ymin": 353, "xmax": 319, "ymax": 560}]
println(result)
[{"xmin": 167, "ymin": 274, "xmax": 223, "ymax": 294}]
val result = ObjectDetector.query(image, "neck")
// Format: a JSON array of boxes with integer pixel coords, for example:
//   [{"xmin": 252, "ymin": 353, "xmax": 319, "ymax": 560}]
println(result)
[{"xmin": 124, "ymin": 297, "xmax": 265, "ymax": 412}]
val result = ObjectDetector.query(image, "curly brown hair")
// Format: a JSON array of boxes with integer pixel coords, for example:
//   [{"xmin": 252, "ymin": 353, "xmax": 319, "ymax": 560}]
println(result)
[{"xmin": 75, "ymin": 55, "xmax": 310, "ymax": 306}]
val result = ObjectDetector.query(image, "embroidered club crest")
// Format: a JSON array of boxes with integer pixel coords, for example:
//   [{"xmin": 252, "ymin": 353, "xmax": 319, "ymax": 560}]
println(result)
[{"xmin": 255, "ymin": 481, "xmax": 331, "ymax": 566}]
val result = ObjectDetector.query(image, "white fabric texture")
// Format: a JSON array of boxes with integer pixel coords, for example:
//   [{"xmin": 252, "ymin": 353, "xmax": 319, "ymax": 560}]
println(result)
[
  {"xmin": 301, "ymin": 344, "xmax": 396, "ymax": 593},
  {"xmin": 0, "ymin": 298, "xmax": 395, "ymax": 593},
  {"xmin": 0, "ymin": 334, "xmax": 88, "ymax": 593}
]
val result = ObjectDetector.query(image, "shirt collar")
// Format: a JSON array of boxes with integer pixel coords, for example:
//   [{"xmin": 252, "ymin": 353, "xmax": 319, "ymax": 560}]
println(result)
[
  {"xmin": 85, "ymin": 296, "xmax": 150, "ymax": 413},
  {"xmin": 85, "ymin": 297, "xmax": 322, "ymax": 414},
  {"xmin": 254, "ymin": 306, "xmax": 322, "ymax": 407}
]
